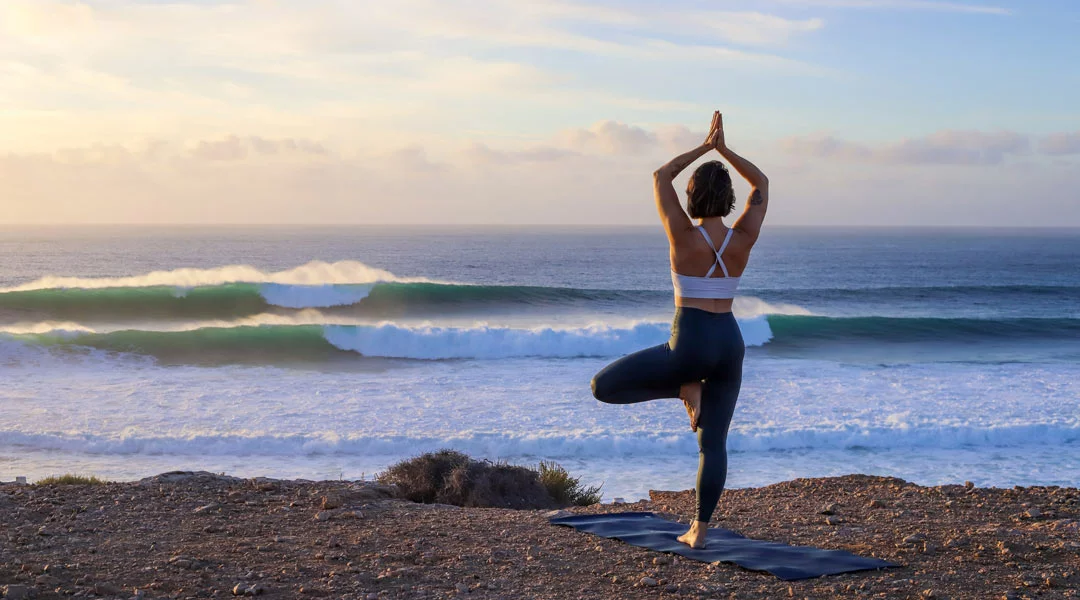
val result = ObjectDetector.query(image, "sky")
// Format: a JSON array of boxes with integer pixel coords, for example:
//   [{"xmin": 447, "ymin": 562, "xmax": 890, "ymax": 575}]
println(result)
[{"xmin": 0, "ymin": 0, "xmax": 1078, "ymax": 226}]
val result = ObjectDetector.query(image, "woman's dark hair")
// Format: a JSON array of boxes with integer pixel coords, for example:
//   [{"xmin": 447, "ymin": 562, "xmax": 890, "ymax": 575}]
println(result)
[{"xmin": 686, "ymin": 161, "xmax": 736, "ymax": 219}]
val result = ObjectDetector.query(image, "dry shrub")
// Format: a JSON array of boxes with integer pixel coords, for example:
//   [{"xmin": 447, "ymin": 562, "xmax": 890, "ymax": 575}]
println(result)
[
  {"xmin": 376, "ymin": 449, "xmax": 471, "ymax": 503},
  {"xmin": 35, "ymin": 474, "xmax": 107, "ymax": 485},
  {"xmin": 379, "ymin": 451, "xmax": 596, "ymax": 509}
]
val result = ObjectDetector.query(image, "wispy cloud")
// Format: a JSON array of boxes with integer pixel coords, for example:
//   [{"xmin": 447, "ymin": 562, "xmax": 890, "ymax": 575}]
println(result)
[
  {"xmin": 778, "ymin": 130, "xmax": 1080, "ymax": 165},
  {"xmin": 770, "ymin": 0, "xmax": 1010, "ymax": 15}
]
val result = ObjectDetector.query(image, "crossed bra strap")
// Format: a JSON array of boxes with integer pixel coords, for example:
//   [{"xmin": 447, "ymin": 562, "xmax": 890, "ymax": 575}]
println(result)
[{"xmin": 696, "ymin": 226, "xmax": 733, "ymax": 278}]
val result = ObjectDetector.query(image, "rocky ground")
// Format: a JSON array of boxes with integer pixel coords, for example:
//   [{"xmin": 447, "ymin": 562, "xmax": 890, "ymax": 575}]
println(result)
[{"xmin": 1, "ymin": 472, "xmax": 1078, "ymax": 600}]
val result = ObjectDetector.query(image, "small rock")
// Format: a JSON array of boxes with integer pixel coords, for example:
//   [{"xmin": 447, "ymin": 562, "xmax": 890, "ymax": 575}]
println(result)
[
  {"xmin": 232, "ymin": 583, "xmax": 267, "ymax": 597},
  {"xmin": 904, "ymin": 533, "xmax": 927, "ymax": 544},
  {"xmin": 1004, "ymin": 591, "xmax": 1021, "ymax": 600},
  {"xmin": 455, "ymin": 583, "xmax": 469, "ymax": 593},
  {"xmin": 1045, "ymin": 576, "xmax": 1065, "ymax": 588},
  {"xmin": 314, "ymin": 511, "xmax": 332, "ymax": 522},
  {"xmin": 2, "ymin": 585, "xmax": 34, "ymax": 600},
  {"xmin": 1024, "ymin": 508, "xmax": 1043, "ymax": 519},
  {"xmin": 32, "ymin": 576, "xmax": 58, "ymax": 587},
  {"xmin": 542, "ymin": 509, "xmax": 571, "ymax": 519},
  {"xmin": 639, "ymin": 577, "xmax": 658, "ymax": 587},
  {"xmin": 193, "ymin": 503, "xmax": 221, "ymax": 514},
  {"xmin": 652, "ymin": 555, "xmax": 672, "ymax": 565},
  {"xmin": 825, "ymin": 516, "xmax": 840, "ymax": 526},
  {"xmin": 365, "ymin": 594, "xmax": 378, "ymax": 600},
  {"xmin": 663, "ymin": 583, "xmax": 678, "ymax": 592},
  {"xmin": 820, "ymin": 503, "xmax": 839, "ymax": 515},
  {"xmin": 868, "ymin": 498, "xmax": 886, "ymax": 508},
  {"xmin": 920, "ymin": 589, "xmax": 937, "ymax": 599},
  {"xmin": 94, "ymin": 583, "xmax": 122, "ymax": 596},
  {"xmin": 320, "ymin": 495, "xmax": 343, "ymax": 510}
]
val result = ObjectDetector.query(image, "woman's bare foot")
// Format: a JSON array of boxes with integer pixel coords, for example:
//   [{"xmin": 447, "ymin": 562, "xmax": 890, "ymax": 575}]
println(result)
[
  {"xmin": 677, "ymin": 520, "xmax": 708, "ymax": 549},
  {"xmin": 679, "ymin": 381, "xmax": 703, "ymax": 432}
]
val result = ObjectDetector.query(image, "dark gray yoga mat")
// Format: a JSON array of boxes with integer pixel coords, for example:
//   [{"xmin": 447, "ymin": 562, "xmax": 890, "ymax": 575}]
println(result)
[{"xmin": 550, "ymin": 512, "xmax": 899, "ymax": 581}]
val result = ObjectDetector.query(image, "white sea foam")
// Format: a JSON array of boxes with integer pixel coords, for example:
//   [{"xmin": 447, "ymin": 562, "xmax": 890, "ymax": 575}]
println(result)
[
  {"xmin": 0, "ymin": 260, "xmax": 425, "ymax": 292},
  {"xmin": 0, "ymin": 321, "xmax": 95, "ymax": 335},
  {"xmin": 2, "ymin": 422, "xmax": 1077, "ymax": 458},
  {"xmin": 3, "ymin": 353, "xmax": 1079, "ymax": 492},
  {"xmin": 733, "ymin": 296, "xmax": 813, "ymax": 318},
  {"xmin": 258, "ymin": 283, "xmax": 375, "ymax": 308},
  {"xmin": 324, "ymin": 318, "xmax": 773, "ymax": 359}
]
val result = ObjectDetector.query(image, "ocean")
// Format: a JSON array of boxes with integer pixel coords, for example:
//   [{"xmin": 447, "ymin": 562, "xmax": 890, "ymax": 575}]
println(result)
[{"xmin": 1, "ymin": 226, "xmax": 1078, "ymax": 500}]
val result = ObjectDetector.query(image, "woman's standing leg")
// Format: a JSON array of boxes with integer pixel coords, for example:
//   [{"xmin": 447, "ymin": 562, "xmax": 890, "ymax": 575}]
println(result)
[
  {"xmin": 678, "ymin": 315, "xmax": 744, "ymax": 548},
  {"xmin": 693, "ymin": 367, "xmax": 742, "ymax": 523}
]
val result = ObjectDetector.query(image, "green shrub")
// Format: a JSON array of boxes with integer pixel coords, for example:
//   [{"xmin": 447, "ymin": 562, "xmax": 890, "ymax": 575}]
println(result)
[
  {"xmin": 35, "ymin": 474, "xmax": 107, "ymax": 485},
  {"xmin": 538, "ymin": 460, "xmax": 603, "ymax": 506}
]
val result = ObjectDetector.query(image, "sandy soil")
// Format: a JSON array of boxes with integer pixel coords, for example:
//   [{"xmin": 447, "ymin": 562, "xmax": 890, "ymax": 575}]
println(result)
[{"xmin": 2, "ymin": 472, "xmax": 1078, "ymax": 599}]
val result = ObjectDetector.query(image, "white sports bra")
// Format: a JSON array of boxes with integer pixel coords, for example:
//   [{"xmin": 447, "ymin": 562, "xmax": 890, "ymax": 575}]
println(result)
[{"xmin": 671, "ymin": 226, "xmax": 741, "ymax": 300}]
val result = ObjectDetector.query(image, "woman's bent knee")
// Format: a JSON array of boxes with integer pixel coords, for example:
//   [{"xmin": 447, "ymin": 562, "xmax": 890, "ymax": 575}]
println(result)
[{"xmin": 590, "ymin": 374, "xmax": 609, "ymax": 402}]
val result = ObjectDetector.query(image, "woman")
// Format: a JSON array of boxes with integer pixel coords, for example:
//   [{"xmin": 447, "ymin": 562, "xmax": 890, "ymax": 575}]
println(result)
[{"xmin": 590, "ymin": 111, "xmax": 768, "ymax": 549}]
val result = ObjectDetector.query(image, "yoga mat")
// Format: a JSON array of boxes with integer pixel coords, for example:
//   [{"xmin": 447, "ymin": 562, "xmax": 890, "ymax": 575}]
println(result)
[{"xmin": 550, "ymin": 512, "xmax": 899, "ymax": 581}]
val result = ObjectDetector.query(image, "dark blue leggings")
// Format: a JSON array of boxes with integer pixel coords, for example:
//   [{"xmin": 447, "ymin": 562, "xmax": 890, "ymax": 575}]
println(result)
[{"xmin": 591, "ymin": 307, "xmax": 744, "ymax": 523}]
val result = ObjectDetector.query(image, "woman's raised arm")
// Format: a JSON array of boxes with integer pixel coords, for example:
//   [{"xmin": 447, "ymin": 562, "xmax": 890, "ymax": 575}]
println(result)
[
  {"xmin": 712, "ymin": 115, "xmax": 769, "ymax": 242},
  {"xmin": 654, "ymin": 112, "xmax": 722, "ymax": 244}
]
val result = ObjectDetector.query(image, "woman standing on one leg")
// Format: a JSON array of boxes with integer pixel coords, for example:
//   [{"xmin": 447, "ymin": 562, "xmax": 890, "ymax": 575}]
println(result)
[{"xmin": 590, "ymin": 111, "xmax": 769, "ymax": 549}]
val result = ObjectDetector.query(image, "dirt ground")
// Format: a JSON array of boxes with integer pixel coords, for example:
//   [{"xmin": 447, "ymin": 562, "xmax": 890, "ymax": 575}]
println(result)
[{"xmin": 2, "ymin": 472, "xmax": 1078, "ymax": 599}]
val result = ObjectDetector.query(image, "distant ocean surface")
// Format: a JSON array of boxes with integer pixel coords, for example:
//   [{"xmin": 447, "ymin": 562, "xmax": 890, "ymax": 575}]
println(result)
[{"xmin": 1, "ymin": 226, "xmax": 1078, "ymax": 499}]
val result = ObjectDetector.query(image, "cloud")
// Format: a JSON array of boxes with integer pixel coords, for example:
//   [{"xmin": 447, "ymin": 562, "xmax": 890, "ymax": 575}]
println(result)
[
  {"xmin": 769, "ymin": 0, "xmax": 1010, "ymax": 15},
  {"xmin": 4, "ymin": 130, "xmax": 1080, "ymax": 226},
  {"xmin": 463, "ymin": 143, "xmax": 579, "ymax": 166},
  {"xmin": 780, "ymin": 130, "xmax": 1034, "ymax": 165},
  {"xmin": 561, "ymin": 121, "xmax": 659, "ymax": 155},
  {"xmin": 1040, "ymin": 132, "xmax": 1080, "ymax": 156}
]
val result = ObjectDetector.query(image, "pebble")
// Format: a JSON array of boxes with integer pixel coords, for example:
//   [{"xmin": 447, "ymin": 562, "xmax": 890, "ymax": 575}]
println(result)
[
  {"xmin": 652, "ymin": 556, "xmax": 672, "ymax": 565},
  {"xmin": 320, "ymin": 495, "xmax": 343, "ymax": 510},
  {"xmin": 825, "ymin": 516, "xmax": 840, "ymax": 526},
  {"xmin": 820, "ymin": 503, "xmax": 839, "ymax": 515},
  {"xmin": 1, "ymin": 585, "xmax": 33, "ymax": 600},
  {"xmin": 366, "ymin": 594, "xmax": 378, "ymax": 600},
  {"xmin": 964, "ymin": 481, "xmax": 975, "ymax": 490},
  {"xmin": 314, "ymin": 511, "xmax": 332, "ymax": 522},
  {"xmin": 663, "ymin": 583, "xmax": 678, "ymax": 592},
  {"xmin": 193, "ymin": 503, "xmax": 221, "ymax": 514},
  {"xmin": 1024, "ymin": 508, "xmax": 1043, "ymax": 519},
  {"xmin": 232, "ymin": 582, "xmax": 268, "ymax": 596},
  {"xmin": 455, "ymin": 582, "xmax": 470, "ymax": 593},
  {"xmin": 903, "ymin": 533, "xmax": 927, "ymax": 544},
  {"xmin": 639, "ymin": 577, "xmax": 658, "ymax": 587},
  {"xmin": 94, "ymin": 582, "xmax": 122, "ymax": 596},
  {"xmin": 868, "ymin": 499, "xmax": 887, "ymax": 508}
]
